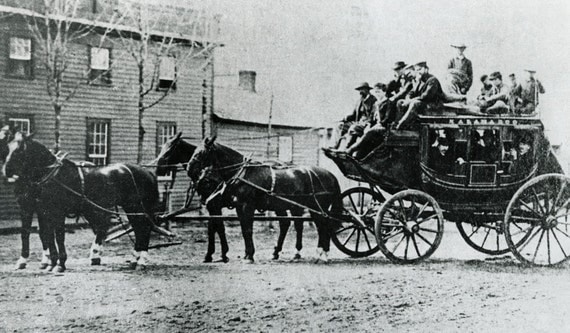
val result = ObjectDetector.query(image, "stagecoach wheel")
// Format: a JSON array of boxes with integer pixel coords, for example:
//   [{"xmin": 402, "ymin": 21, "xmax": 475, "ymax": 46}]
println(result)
[
  {"xmin": 456, "ymin": 220, "xmax": 511, "ymax": 255},
  {"xmin": 375, "ymin": 190, "xmax": 444, "ymax": 264},
  {"xmin": 331, "ymin": 187, "xmax": 384, "ymax": 258},
  {"xmin": 504, "ymin": 174, "xmax": 570, "ymax": 266}
]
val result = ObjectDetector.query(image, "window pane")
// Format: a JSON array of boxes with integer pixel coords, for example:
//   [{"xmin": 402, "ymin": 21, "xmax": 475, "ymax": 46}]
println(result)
[
  {"xmin": 88, "ymin": 120, "xmax": 109, "ymax": 166},
  {"xmin": 8, "ymin": 118, "xmax": 31, "ymax": 134},
  {"xmin": 10, "ymin": 37, "xmax": 31, "ymax": 60},
  {"xmin": 91, "ymin": 47, "xmax": 109, "ymax": 70},
  {"xmin": 159, "ymin": 56, "xmax": 176, "ymax": 80}
]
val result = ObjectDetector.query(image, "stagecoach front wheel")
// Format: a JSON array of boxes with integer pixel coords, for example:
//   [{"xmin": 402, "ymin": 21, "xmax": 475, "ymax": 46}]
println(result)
[
  {"xmin": 375, "ymin": 190, "xmax": 444, "ymax": 264},
  {"xmin": 331, "ymin": 187, "xmax": 384, "ymax": 258},
  {"xmin": 504, "ymin": 174, "xmax": 570, "ymax": 266}
]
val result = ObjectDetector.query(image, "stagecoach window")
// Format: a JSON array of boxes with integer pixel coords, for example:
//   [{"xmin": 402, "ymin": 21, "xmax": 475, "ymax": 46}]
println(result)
[
  {"xmin": 278, "ymin": 136, "xmax": 293, "ymax": 162},
  {"xmin": 87, "ymin": 119, "xmax": 110, "ymax": 166},
  {"xmin": 7, "ymin": 37, "xmax": 33, "ymax": 78},
  {"xmin": 89, "ymin": 47, "xmax": 112, "ymax": 85},
  {"xmin": 8, "ymin": 117, "xmax": 31, "ymax": 135},
  {"xmin": 157, "ymin": 56, "xmax": 177, "ymax": 91}
]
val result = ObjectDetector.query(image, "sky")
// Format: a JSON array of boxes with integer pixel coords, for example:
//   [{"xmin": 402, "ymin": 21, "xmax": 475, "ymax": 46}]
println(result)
[{"xmin": 200, "ymin": 0, "xmax": 570, "ymax": 143}]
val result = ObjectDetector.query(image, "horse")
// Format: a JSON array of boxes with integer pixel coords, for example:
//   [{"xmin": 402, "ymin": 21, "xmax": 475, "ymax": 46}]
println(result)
[
  {"xmin": 2, "ymin": 132, "xmax": 159, "ymax": 272},
  {"xmin": 186, "ymin": 136, "xmax": 343, "ymax": 263},
  {"xmin": 155, "ymin": 132, "xmax": 306, "ymax": 262},
  {"xmin": 0, "ymin": 126, "xmax": 50, "ymax": 270}
]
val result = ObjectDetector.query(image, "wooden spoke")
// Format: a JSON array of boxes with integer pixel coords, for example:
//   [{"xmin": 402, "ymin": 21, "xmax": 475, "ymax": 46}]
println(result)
[
  {"xmin": 348, "ymin": 195, "xmax": 359, "ymax": 214},
  {"xmin": 531, "ymin": 188, "xmax": 546, "ymax": 215},
  {"xmin": 531, "ymin": 229, "xmax": 546, "ymax": 263},
  {"xmin": 518, "ymin": 227, "xmax": 542, "ymax": 252},
  {"xmin": 553, "ymin": 181, "xmax": 568, "ymax": 213},
  {"xmin": 467, "ymin": 226, "xmax": 481, "ymax": 238},
  {"xmin": 518, "ymin": 199, "xmax": 542, "ymax": 218},
  {"xmin": 416, "ymin": 232, "xmax": 434, "ymax": 248},
  {"xmin": 359, "ymin": 192, "xmax": 365, "ymax": 213},
  {"xmin": 510, "ymin": 225, "xmax": 534, "ymax": 237},
  {"xmin": 547, "ymin": 229, "xmax": 551, "ymax": 265},
  {"xmin": 496, "ymin": 229, "xmax": 500, "ymax": 251},
  {"xmin": 392, "ymin": 233, "xmax": 406, "ymax": 253},
  {"xmin": 551, "ymin": 228, "xmax": 568, "ymax": 258},
  {"xmin": 355, "ymin": 229, "xmax": 361, "ymax": 253},
  {"xmin": 362, "ymin": 228, "xmax": 373, "ymax": 251},
  {"xmin": 415, "ymin": 213, "xmax": 438, "ymax": 225},
  {"xmin": 342, "ymin": 228, "xmax": 357, "ymax": 246},
  {"xmin": 404, "ymin": 235, "xmax": 410, "ymax": 260},
  {"xmin": 416, "ymin": 202, "xmax": 429, "ymax": 218},
  {"xmin": 481, "ymin": 227, "xmax": 491, "ymax": 249},
  {"xmin": 419, "ymin": 227, "xmax": 439, "ymax": 234},
  {"xmin": 335, "ymin": 226, "xmax": 352, "ymax": 235},
  {"xmin": 411, "ymin": 234, "xmax": 421, "ymax": 257},
  {"xmin": 545, "ymin": 188, "xmax": 551, "ymax": 214},
  {"xmin": 383, "ymin": 229, "xmax": 405, "ymax": 241},
  {"xmin": 554, "ymin": 226, "xmax": 570, "ymax": 240}
]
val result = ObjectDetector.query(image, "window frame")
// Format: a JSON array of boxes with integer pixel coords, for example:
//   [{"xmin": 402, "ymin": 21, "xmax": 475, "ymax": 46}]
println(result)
[
  {"xmin": 156, "ymin": 121, "xmax": 177, "ymax": 180},
  {"xmin": 7, "ymin": 36, "xmax": 34, "ymax": 79},
  {"xmin": 88, "ymin": 46, "xmax": 112, "ymax": 86},
  {"xmin": 157, "ymin": 55, "xmax": 177, "ymax": 91},
  {"xmin": 6, "ymin": 113, "xmax": 34, "ymax": 135},
  {"xmin": 86, "ymin": 117, "xmax": 111, "ymax": 166},
  {"xmin": 278, "ymin": 136, "xmax": 293, "ymax": 163}
]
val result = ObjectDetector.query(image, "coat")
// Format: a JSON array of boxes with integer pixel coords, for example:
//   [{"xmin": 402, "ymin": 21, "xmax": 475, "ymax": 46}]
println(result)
[
  {"xmin": 411, "ymin": 73, "xmax": 444, "ymax": 106},
  {"xmin": 343, "ymin": 93, "xmax": 377, "ymax": 123}
]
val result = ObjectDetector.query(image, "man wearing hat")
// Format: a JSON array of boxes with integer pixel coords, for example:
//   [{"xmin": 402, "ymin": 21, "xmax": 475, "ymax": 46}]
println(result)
[
  {"xmin": 430, "ymin": 136, "xmax": 455, "ymax": 174},
  {"xmin": 394, "ymin": 61, "xmax": 445, "ymax": 130},
  {"xmin": 447, "ymin": 43, "xmax": 473, "ymax": 95},
  {"xmin": 333, "ymin": 82, "xmax": 377, "ymax": 149},
  {"xmin": 511, "ymin": 70, "xmax": 545, "ymax": 115},
  {"xmin": 481, "ymin": 71, "xmax": 510, "ymax": 114},
  {"xmin": 509, "ymin": 135, "xmax": 533, "ymax": 175}
]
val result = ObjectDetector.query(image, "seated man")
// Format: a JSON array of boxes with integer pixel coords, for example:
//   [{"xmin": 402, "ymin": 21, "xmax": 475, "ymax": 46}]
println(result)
[
  {"xmin": 511, "ymin": 69, "xmax": 545, "ymax": 115},
  {"xmin": 430, "ymin": 137, "xmax": 466, "ymax": 174},
  {"xmin": 394, "ymin": 61, "xmax": 446, "ymax": 130},
  {"xmin": 509, "ymin": 136, "xmax": 534, "ymax": 175},
  {"xmin": 479, "ymin": 71, "xmax": 510, "ymax": 114},
  {"xmin": 333, "ymin": 82, "xmax": 377, "ymax": 150}
]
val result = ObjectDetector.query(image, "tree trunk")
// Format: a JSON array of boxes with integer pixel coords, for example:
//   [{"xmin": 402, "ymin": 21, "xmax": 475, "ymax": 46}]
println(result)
[
  {"xmin": 54, "ymin": 103, "xmax": 62, "ymax": 153},
  {"xmin": 137, "ymin": 64, "xmax": 145, "ymax": 164}
]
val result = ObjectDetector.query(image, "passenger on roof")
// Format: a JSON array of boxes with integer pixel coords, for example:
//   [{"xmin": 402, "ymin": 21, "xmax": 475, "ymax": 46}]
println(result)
[
  {"xmin": 508, "ymin": 73, "xmax": 523, "ymax": 111},
  {"xmin": 332, "ymin": 82, "xmax": 377, "ymax": 150},
  {"xmin": 446, "ymin": 43, "xmax": 473, "ymax": 95},
  {"xmin": 480, "ymin": 71, "xmax": 510, "ymax": 114},
  {"xmin": 394, "ymin": 61, "xmax": 447, "ymax": 130},
  {"xmin": 511, "ymin": 70, "xmax": 545, "ymax": 115}
]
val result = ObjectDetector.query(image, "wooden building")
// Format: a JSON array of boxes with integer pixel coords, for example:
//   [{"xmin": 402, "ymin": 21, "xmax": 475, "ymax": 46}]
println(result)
[
  {"xmin": 212, "ymin": 70, "xmax": 321, "ymax": 167},
  {"xmin": 0, "ymin": 2, "xmax": 215, "ymax": 219}
]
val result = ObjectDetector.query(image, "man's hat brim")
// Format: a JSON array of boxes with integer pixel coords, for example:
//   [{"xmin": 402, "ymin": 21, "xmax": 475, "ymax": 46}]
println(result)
[{"xmin": 451, "ymin": 44, "xmax": 467, "ymax": 49}]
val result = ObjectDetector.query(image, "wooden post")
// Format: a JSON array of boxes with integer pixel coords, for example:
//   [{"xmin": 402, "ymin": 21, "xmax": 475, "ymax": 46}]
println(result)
[{"xmin": 266, "ymin": 93, "xmax": 274, "ymax": 159}]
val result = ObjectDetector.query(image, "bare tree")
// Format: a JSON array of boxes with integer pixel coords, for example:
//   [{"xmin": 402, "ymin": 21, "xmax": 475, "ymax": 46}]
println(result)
[
  {"xmin": 4, "ymin": 0, "xmax": 119, "ymax": 152},
  {"xmin": 113, "ymin": 0, "xmax": 220, "ymax": 163}
]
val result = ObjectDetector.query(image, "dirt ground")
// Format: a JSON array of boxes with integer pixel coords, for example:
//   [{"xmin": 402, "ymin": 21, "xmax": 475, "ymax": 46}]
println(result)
[{"xmin": 2, "ymin": 220, "xmax": 570, "ymax": 333}]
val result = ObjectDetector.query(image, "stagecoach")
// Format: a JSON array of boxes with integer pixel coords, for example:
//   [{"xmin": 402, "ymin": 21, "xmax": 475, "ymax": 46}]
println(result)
[{"xmin": 325, "ymin": 112, "xmax": 570, "ymax": 266}]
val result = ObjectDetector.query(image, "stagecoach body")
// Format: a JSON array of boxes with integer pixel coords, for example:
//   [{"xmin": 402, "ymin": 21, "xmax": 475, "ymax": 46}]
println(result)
[{"xmin": 325, "ymin": 112, "xmax": 570, "ymax": 266}]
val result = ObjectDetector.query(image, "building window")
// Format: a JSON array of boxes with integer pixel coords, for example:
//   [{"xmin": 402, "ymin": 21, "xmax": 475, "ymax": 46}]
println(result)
[
  {"xmin": 8, "ymin": 116, "xmax": 32, "ymax": 135},
  {"xmin": 278, "ymin": 136, "xmax": 293, "ymax": 162},
  {"xmin": 158, "ymin": 56, "xmax": 177, "ymax": 90},
  {"xmin": 87, "ymin": 118, "xmax": 110, "ymax": 165},
  {"xmin": 89, "ymin": 46, "xmax": 112, "ymax": 85},
  {"xmin": 156, "ymin": 122, "xmax": 177, "ymax": 155},
  {"xmin": 8, "ymin": 37, "xmax": 33, "ymax": 78}
]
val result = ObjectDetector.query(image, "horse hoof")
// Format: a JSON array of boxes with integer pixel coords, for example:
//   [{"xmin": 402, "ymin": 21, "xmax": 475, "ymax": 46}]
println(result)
[
  {"xmin": 272, "ymin": 254, "xmax": 279, "ymax": 260},
  {"xmin": 91, "ymin": 258, "xmax": 101, "ymax": 266},
  {"xmin": 129, "ymin": 262, "xmax": 138, "ymax": 270},
  {"xmin": 203, "ymin": 256, "xmax": 213, "ymax": 263},
  {"xmin": 221, "ymin": 256, "xmax": 229, "ymax": 263},
  {"xmin": 39, "ymin": 263, "xmax": 49, "ymax": 270},
  {"xmin": 293, "ymin": 253, "xmax": 302, "ymax": 260},
  {"xmin": 15, "ymin": 258, "xmax": 27, "ymax": 270},
  {"xmin": 44, "ymin": 265, "xmax": 54, "ymax": 272},
  {"xmin": 55, "ymin": 265, "xmax": 66, "ymax": 273},
  {"xmin": 242, "ymin": 258, "xmax": 255, "ymax": 264}
]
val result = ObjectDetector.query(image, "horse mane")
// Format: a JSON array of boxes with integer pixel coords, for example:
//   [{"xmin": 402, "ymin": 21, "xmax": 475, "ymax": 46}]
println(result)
[
  {"xmin": 25, "ymin": 139, "xmax": 57, "ymax": 167},
  {"xmin": 211, "ymin": 141, "xmax": 245, "ymax": 163}
]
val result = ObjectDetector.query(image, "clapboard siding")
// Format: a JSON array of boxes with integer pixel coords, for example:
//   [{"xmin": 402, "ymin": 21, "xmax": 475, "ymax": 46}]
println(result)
[
  {"xmin": 213, "ymin": 121, "xmax": 319, "ymax": 167},
  {"xmin": 0, "ymin": 18, "xmax": 213, "ymax": 220}
]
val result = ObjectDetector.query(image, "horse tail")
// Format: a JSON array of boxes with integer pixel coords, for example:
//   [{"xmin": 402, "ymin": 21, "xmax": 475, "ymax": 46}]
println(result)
[{"xmin": 326, "ymin": 172, "xmax": 344, "ymax": 231}]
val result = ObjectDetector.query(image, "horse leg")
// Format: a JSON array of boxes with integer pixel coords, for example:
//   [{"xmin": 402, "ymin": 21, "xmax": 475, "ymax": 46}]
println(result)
[
  {"xmin": 130, "ymin": 215, "xmax": 152, "ymax": 269},
  {"xmin": 204, "ymin": 216, "xmax": 216, "ymax": 263},
  {"xmin": 15, "ymin": 201, "xmax": 33, "ymax": 269},
  {"xmin": 54, "ymin": 215, "xmax": 67, "ymax": 273},
  {"xmin": 273, "ymin": 210, "xmax": 290, "ymax": 260},
  {"xmin": 311, "ymin": 215, "xmax": 328, "ymax": 263},
  {"xmin": 208, "ymin": 205, "xmax": 229, "ymax": 263},
  {"xmin": 293, "ymin": 219, "xmax": 304, "ymax": 260},
  {"xmin": 40, "ymin": 212, "xmax": 58, "ymax": 272},
  {"xmin": 36, "ymin": 210, "xmax": 51, "ymax": 270},
  {"xmin": 237, "ymin": 205, "xmax": 256, "ymax": 263}
]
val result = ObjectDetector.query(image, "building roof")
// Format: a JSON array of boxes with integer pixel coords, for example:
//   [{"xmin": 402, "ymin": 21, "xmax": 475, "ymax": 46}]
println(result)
[{"xmin": 214, "ymin": 87, "xmax": 312, "ymax": 128}]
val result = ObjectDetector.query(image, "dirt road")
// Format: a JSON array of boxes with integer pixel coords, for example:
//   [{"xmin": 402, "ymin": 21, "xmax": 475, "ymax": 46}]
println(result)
[{"xmin": 1, "ymin": 222, "xmax": 570, "ymax": 332}]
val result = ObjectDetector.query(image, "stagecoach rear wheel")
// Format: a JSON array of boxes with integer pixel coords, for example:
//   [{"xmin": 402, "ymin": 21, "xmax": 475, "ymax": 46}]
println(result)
[
  {"xmin": 375, "ymin": 190, "xmax": 444, "ymax": 264},
  {"xmin": 331, "ymin": 187, "xmax": 384, "ymax": 258},
  {"xmin": 456, "ymin": 220, "xmax": 511, "ymax": 255},
  {"xmin": 504, "ymin": 174, "xmax": 570, "ymax": 266}
]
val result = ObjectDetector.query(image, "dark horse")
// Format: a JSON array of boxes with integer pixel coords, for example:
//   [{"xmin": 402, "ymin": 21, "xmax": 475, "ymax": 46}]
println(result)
[
  {"xmin": 186, "ymin": 136, "xmax": 343, "ymax": 263},
  {"xmin": 2, "ymin": 132, "xmax": 159, "ymax": 272},
  {"xmin": 0, "ymin": 126, "xmax": 50, "ymax": 270},
  {"xmin": 155, "ymin": 132, "xmax": 306, "ymax": 261}
]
